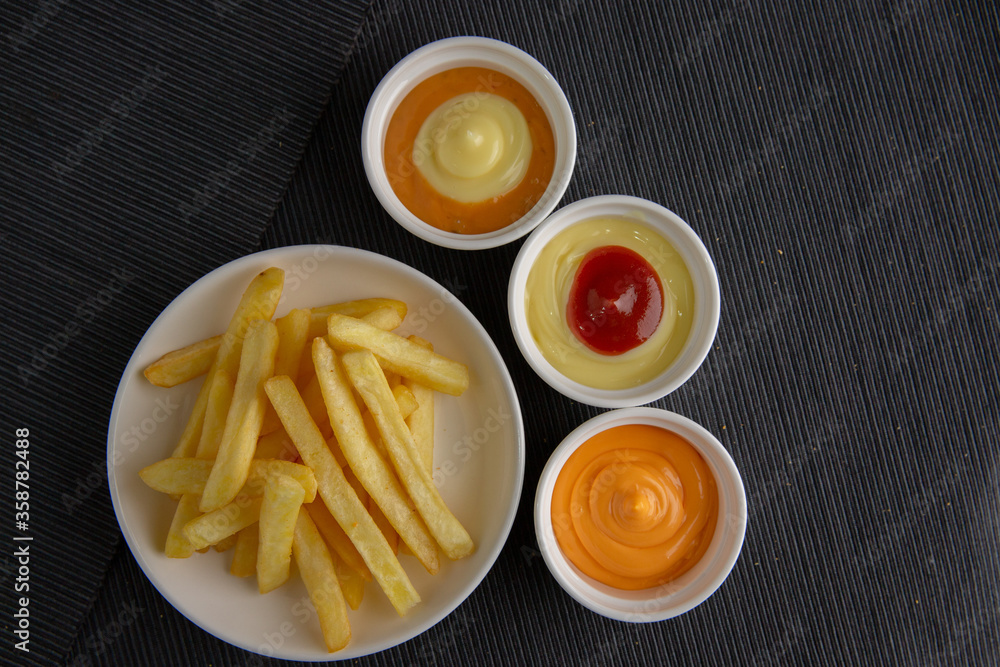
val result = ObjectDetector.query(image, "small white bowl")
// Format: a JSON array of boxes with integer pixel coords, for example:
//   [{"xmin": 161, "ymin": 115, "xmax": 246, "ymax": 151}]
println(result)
[
  {"xmin": 508, "ymin": 195, "xmax": 721, "ymax": 407},
  {"xmin": 535, "ymin": 408, "xmax": 747, "ymax": 622},
  {"xmin": 362, "ymin": 36, "xmax": 576, "ymax": 250}
]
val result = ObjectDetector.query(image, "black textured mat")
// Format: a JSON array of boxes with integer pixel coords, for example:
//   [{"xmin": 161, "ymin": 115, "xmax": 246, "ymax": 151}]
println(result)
[
  {"xmin": 0, "ymin": 2, "xmax": 370, "ymax": 665},
  {"xmin": 5, "ymin": 0, "xmax": 1000, "ymax": 665}
]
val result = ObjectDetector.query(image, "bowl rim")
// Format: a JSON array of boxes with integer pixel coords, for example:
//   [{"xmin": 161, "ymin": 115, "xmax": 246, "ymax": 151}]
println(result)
[
  {"xmin": 361, "ymin": 36, "xmax": 577, "ymax": 250},
  {"xmin": 533, "ymin": 407, "xmax": 747, "ymax": 622},
  {"xmin": 507, "ymin": 194, "xmax": 721, "ymax": 407}
]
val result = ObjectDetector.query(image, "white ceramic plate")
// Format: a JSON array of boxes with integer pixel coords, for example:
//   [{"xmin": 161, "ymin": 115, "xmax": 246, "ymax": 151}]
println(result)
[{"xmin": 107, "ymin": 245, "xmax": 525, "ymax": 661}]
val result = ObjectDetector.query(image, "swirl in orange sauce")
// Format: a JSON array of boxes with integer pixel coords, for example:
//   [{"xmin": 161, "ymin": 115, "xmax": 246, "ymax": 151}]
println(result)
[
  {"xmin": 551, "ymin": 424, "xmax": 718, "ymax": 590},
  {"xmin": 383, "ymin": 67, "xmax": 556, "ymax": 235}
]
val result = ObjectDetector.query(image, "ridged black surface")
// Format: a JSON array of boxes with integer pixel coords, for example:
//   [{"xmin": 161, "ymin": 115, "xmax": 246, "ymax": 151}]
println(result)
[
  {"xmin": 0, "ymin": 1, "xmax": 370, "ymax": 665},
  {"xmin": 4, "ymin": 0, "xmax": 1000, "ymax": 665}
]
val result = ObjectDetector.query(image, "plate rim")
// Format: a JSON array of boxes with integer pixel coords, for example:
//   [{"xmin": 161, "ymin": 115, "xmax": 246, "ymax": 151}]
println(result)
[{"xmin": 106, "ymin": 244, "xmax": 526, "ymax": 661}]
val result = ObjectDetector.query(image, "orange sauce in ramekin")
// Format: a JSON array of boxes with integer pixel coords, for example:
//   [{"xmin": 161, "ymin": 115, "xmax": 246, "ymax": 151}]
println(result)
[
  {"xmin": 551, "ymin": 424, "xmax": 718, "ymax": 590},
  {"xmin": 383, "ymin": 67, "xmax": 556, "ymax": 235}
]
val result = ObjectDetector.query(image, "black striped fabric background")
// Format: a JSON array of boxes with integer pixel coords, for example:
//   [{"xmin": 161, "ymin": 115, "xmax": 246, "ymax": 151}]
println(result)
[{"xmin": 4, "ymin": 0, "xmax": 1000, "ymax": 665}]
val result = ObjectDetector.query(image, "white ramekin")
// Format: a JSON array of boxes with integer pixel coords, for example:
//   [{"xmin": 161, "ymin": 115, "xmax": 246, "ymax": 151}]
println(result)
[
  {"xmin": 362, "ymin": 36, "xmax": 576, "ymax": 250},
  {"xmin": 508, "ymin": 195, "xmax": 721, "ymax": 407},
  {"xmin": 534, "ymin": 408, "xmax": 747, "ymax": 622}
]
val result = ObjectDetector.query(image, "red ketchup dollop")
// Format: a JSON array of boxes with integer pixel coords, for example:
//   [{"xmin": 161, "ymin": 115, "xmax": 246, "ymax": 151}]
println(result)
[{"xmin": 566, "ymin": 245, "xmax": 664, "ymax": 355}]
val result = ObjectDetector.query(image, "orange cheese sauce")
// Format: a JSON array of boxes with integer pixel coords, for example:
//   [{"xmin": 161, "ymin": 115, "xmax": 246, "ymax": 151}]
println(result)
[
  {"xmin": 383, "ymin": 67, "xmax": 556, "ymax": 235},
  {"xmin": 551, "ymin": 424, "xmax": 718, "ymax": 590}
]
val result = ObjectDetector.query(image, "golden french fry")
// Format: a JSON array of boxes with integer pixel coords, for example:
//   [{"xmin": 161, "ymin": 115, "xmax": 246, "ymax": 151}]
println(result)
[
  {"xmin": 370, "ymin": 497, "xmax": 399, "ymax": 554},
  {"xmin": 141, "ymin": 458, "xmax": 316, "ymax": 502},
  {"xmin": 332, "ymin": 551, "xmax": 365, "ymax": 611},
  {"xmin": 405, "ymin": 336, "xmax": 435, "ymax": 477},
  {"xmin": 196, "ymin": 369, "xmax": 235, "ymax": 460},
  {"xmin": 274, "ymin": 308, "xmax": 311, "ymax": 379},
  {"xmin": 255, "ymin": 428, "xmax": 298, "ymax": 461},
  {"xmin": 327, "ymin": 314, "xmax": 469, "ymax": 396},
  {"xmin": 214, "ymin": 533, "xmax": 238, "ymax": 553},
  {"xmin": 165, "ymin": 493, "xmax": 202, "ymax": 558},
  {"xmin": 171, "ymin": 267, "xmax": 284, "ymax": 458},
  {"xmin": 301, "ymin": 375, "xmax": 333, "ymax": 438},
  {"xmin": 306, "ymin": 501, "xmax": 371, "ymax": 581},
  {"xmin": 231, "ymin": 524, "xmax": 259, "ymax": 577},
  {"xmin": 313, "ymin": 336, "xmax": 441, "ymax": 573},
  {"xmin": 391, "ymin": 384, "xmax": 418, "ymax": 420},
  {"xmin": 260, "ymin": 310, "xmax": 309, "ymax": 436},
  {"xmin": 184, "ymin": 496, "xmax": 263, "ymax": 550},
  {"xmin": 307, "ymin": 299, "xmax": 408, "ymax": 339},
  {"xmin": 201, "ymin": 319, "xmax": 279, "ymax": 512},
  {"xmin": 258, "ymin": 474, "xmax": 305, "ymax": 593},
  {"xmin": 293, "ymin": 510, "xmax": 351, "ymax": 652},
  {"xmin": 265, "ymin": 375, "xmax": 419, "ymax": 614},
  {"xmin": 342, "ymin": 350, "xmax": 474, "ymax": 560},
  {"xmin": 143, "ymin": 335, "xmax": 222, "ymax": 388}
]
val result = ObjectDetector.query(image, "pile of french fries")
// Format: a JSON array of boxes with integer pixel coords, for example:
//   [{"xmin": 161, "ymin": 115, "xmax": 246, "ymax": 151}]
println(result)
[{"xmin": 138, "ymin": 267, "xmax": 474, "ymax": 652}]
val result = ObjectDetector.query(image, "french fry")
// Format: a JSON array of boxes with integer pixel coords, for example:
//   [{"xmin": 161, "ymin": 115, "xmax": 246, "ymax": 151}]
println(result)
[
  {"xmin": 332, "ymin": 551, "xmax": 365, "ymax": 610},
  {"xmin": 305, "ymin": 501, "xmax": 371, "ymax": 581},
  {"xmin": 214, "ymin": 534, "xmax": 238, "ymax": 553},
  {"xmin": 143, "ymin": 335, "xmax": 222, "ymax": 387},
  {"xmin": 196, "ymin": 369, "xmax": 235, "ymax": 460},
  {"xmin": 230, "ymin": 524, "xmax": 259, "ymax": 577},
  {"xmin": 171, "ymin": 268, "xmax": 284, "ymax": 458},
  {"xmin": 299, "ymin": 306, "xmax": 408, "ymax": 385},
  {"xmin": 293, "ymin": 510, "xmax": 351, "ymax": 652},
  {"xmin": 201, "ymin": 320, "xmax": 279, "ymax": 512},
  {"xmin": 165, "ymin": 493, "xmax": 202, "ymax": 558},
  {"xmin": 274, "ymin": 308, "xmax": 312, "ymax": 379},
  {"xmin": 370, "ymin": 498, "xmax": 399, "ymax": 554},
  {"xmin": 264, "ymin": 375, "xmax": 419, "ymax": 615},
  {"xmin": 326, "ymin": 314, "xmax": 469, "ymax": 396},
  {"xmin": 141, "ymin": 458, "xmax": 316, "ymax": 502},
  {"xmin": 258, "ymin": 474, "xmax": 305, "ymax": 593},
  {"xmin": 405, "ymin": 336, "xmax": 435, "ymax": 477},
  {"xmin": 312, "ymin": 339, "xmax": 440, "ymax": 573},
  {"xmin": 342, "ymin": 350, "xmax": 474, "ymax": 560},
  {"xmin": 184, "ymin": 496, "xmax": 263, "ymax": 550},
  {"xmin": 255, "ymin": 428, "xmax": 298, "ymax": 461},
  {"xmin": 391, "ymin": 384, "xmax": 418, "ymax": 419},
  {"xmin": 307, "ymin": 299, "xmax": 408, "ymax": 339},
  {"xmin": 260, "ymin": 309, "xmax": 310, "ymax": 436}
]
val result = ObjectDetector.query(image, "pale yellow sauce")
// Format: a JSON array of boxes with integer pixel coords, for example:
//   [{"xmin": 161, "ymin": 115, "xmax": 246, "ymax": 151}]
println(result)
[
  {"xmin": 525, "ymin": 217, "xmax": 694, "ymax": 389},
  {"xmin": 413, "ymin": 93, "xmax": 532, "ymax": 203}
]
